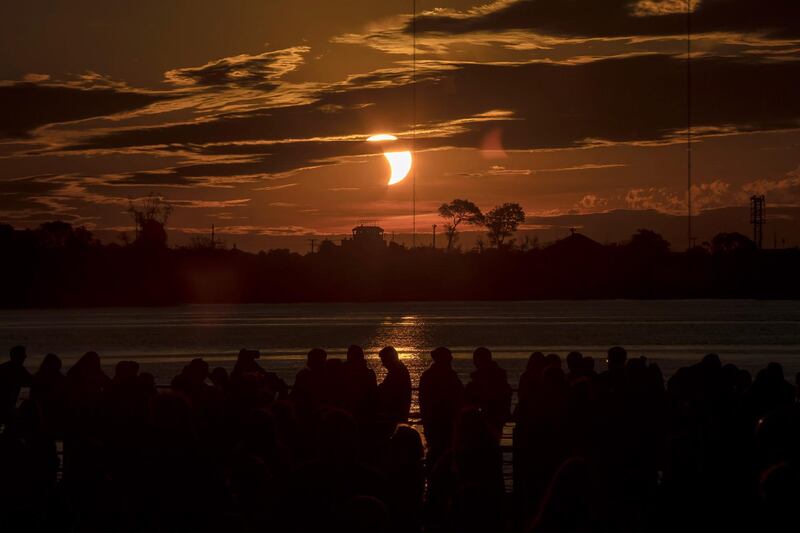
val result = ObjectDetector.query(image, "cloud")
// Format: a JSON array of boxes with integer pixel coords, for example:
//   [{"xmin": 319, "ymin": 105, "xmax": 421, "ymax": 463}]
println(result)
[
  {"xmin": 404, "ymin": 0, "xmax": 800, "ymax": 40},
  {"xmin": 64, "ymin": 55, "xmax": 800, "ymax": 163},
  {"xmin": 171, "ymin": 198, "xmax": 251, "ymax": 209},
  {"xmin": 632, "ymin": 1, "xmax": 701, "ymax": 17},
  {"xmin": 575, "ymin": 194, "xmax": 609, "ymax": 211},
  {"xmin": 22, "ymin": 73, "xmax": 50, "ymax": 83},
  {"xmin": 335, "ymin": 0, "xmax": 799, "ymax": 62},
  {"xmin": 164, "ymin": 46, "xmax": 310, "ymax": 88},
  {"xmin": 0, "ymin": 82, "xmax": 171, "ymax": 138},
  {"xmin": 178, "ymin": 224, "xmax": 316, "ymax": 236},
  {"xmin": 488, "ymin": 165, "xmax": 532, "ymax": 176},
  {"xmin": 538, "ymin": 163, "xmax": 628, "ymax": 173},
  {"xmin": 742, "ymin": 166, "xmax": 800, "ymax": 204},
  {"xmin": 255, "ymin": 182, "xmax": 299, "ymax": 191}
]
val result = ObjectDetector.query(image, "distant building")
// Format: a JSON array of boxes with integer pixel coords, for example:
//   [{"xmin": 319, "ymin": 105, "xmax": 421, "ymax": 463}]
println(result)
[
  {"xmin": 341, "ymin": 222, "xmax": 387, "ymax": 252},
  {"xmin": 545, "ymin": 231, "xmax": 605, "ymax": 258}
]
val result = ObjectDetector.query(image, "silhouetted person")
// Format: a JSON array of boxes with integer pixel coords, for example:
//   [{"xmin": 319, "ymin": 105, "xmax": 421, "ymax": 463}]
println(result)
[
  {"xmin": 290, "ymin": 408, "xmax": 387, "ymax": 531},
  {"xmin": 419, "ymin": 346, "xmax": 464, "ymax": 462},
  {"xmin": 30, "ymin": 352, "xmax": 66, "ymax": 436},
  {"xmin": 172, "ymin": 358, "xmax": 211, "ymax": 398},
  {"xmin": 428, "ymin": 407, "xmax": 504, "ymax": 532},
  {"xmin": 210, "ymin": 367, "xmax": 229, "ymax": 391},
  {"xmin": 324, "ymin": 357, "xmax": 347, "ymax": 408},
  {"xmin": 759, "ymin": 462, "xmax": 800, "ymax": 533},
  {"xmin": 565, "ymin": 351, "xmax": 585, "ymax": 384},
  {"xmin": 465, "ymin": 346, "xmax": 512, "ymax": 437},
  {"xmin": 382, "ymin": 425, "xmax": 425, "ymax": 532},
  {"xmin": 595, "ymin": 345, "xmax": 627, "ymax": 405},
  {"xmin": 514, "ymin": 351, "xmax": 546, "ymax": 518},
  {"xmin": 231, "ymin": 348, "xmax": 287, "ymax": 401},
  {"xmin": 377, "ymin": 346, "xmax": 412, "ymax": 424},
  {"xmin": 66, "ymin": 351, "xmax": 109, "ymax": 401},
  {"xmin": 337, "ymin": 495, "xmax": 391, "ymax": 533},
  {"xmin": 290, "ymin": 348, "xmax": 328, "ymax": 418},
  {"xmin": 0, "ymin": 345, "xmax": 32, "ymax": 426},
  {"xmin": 517, "ymin": 352, "xmax": 545, "ymax": 421},
  {"xmin": 342, "ymin": 344, "xmax": 378, "ymax": 424},
  {"xmin": 529, "ymin": 457, "xmax": 596, "ymax": 533},
  {"xmin": 59, "ymin": 350, "xmax": 110, "ymax": 517}
]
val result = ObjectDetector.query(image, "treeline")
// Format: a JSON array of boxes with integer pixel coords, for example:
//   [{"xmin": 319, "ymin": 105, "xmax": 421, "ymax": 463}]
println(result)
[{"xmin": 1, "ymin": 220, "xmax": 799, "ymax": 307}]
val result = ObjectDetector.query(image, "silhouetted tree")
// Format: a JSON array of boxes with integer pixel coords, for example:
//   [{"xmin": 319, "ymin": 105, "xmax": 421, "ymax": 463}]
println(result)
[
  {"xmin": 710, "ymin": 232, "xmax": 757, "ymax": 254},
  {"xmin": 627, "ymin": 229, "xmax": 670, "ymax": 256},
  {"xmin": 438, "ymin": 199, "xmax": 484, "ymax": 251},
  {"xmin": 36, "ymin": 221, "xmax": 95, "ymax": 248},
  {"xmin": 128, "ymin": 193, "xmax": 173, "ymax": 249},
  {"xmin": 484, "ymin": 202, "xmax": 525, "ymax": 248}
]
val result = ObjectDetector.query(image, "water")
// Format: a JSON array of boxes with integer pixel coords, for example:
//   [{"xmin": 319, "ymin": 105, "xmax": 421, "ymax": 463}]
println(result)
[{"xmin": 1, "ymin": 300, "xmax": 799, "ymax": 386}]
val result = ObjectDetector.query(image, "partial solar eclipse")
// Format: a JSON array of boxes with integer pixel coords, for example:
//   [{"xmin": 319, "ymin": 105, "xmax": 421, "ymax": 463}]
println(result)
[{"xmin": 367, "ymin": 134, "xmax": 412, "ymax": 186}]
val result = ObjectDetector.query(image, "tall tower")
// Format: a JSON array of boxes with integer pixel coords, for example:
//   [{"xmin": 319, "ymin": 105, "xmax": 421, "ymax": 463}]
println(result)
[{"xmin": 750, "ymin": 195, "xmax": 766, "ymax": 249}]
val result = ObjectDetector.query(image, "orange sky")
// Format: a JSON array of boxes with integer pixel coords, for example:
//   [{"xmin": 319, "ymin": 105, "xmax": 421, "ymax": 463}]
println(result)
[{"xmin": 1, "ymin": 0, "xmax": 799, "ymax": 250}]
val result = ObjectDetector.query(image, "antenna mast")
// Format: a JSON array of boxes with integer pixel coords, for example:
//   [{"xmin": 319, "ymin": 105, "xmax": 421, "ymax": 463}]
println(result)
[
  {"xmin": 411, "ymin": 0, "xmax": 417, "ymax": 248},
  {"xmin": 686, "ymin": 0, "xmax": 693, "ymax": 249}
]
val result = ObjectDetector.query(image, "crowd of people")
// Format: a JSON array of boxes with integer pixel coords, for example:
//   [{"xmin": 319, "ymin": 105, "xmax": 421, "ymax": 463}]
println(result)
[{"xmin": 0, "ymin": 343, "xmax": 797, "ymax": 532}]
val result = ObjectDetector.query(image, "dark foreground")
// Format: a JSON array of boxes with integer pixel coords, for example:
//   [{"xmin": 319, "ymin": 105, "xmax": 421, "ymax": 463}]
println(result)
[{"xmin": 0, "ymin": 344, "xmax": 797, "ymax": 533}]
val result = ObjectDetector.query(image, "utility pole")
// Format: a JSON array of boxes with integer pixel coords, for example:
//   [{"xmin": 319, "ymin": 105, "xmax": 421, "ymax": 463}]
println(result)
[
  {"xmin": 308, "ymin": 238, "xmax": 317, "ymax": 254},
  {"xmin": 211, "ymin": 224, "xmax": 215, "ymax": 249},
  {"xmin": 432, "ymin": 224, "xmax": 437, "ymax": 248}
]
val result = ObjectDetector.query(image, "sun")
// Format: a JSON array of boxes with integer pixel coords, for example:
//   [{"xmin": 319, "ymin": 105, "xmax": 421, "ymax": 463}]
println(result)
[{"xmin": 367, "ymin": 134, "xmax": 412, "ymax": 186}]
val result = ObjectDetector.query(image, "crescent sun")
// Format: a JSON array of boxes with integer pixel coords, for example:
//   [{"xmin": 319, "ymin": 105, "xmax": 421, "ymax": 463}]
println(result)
[{"xmin": 367, "ymin": 134, "xmax": 413, "ymax": 186}]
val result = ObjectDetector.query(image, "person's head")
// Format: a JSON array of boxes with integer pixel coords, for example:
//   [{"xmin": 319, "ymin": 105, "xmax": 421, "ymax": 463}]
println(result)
[
  {"xmin": 187, "ymin": 358, "xmax": 209, "ymax": 379},
  {"xmin": 389, "ymin": 425, "xmax": 424, "ymax": 464},
  {"xmin": 472, "ymin": 346, "xmax": 493, "ymax": 369},
  {"xmin": 766, "ymin": 361, "xmax": 785, "ymax": 381},
  {"xmin": 431, "ymin": 346, "xmax": 453, "ymax": 366},
  {"xmin": 379, "ymin": 346, "xmax": 399, "ymax": 368},
  {"xmin": 545, "ymin": 353, "xmax": 562, "ymax": 369},
  {"xmin": 566, "ymin": 351, "xmax": 583, "ymax": 373},
  {"xmin": 238, "ymin": 348, "xmax": 260, "ymax": 361},
  {"xmin": 527, "ymin": 351, "xmax": 545, "ymax": 372},
  {"xmin": 210, "ymin": 367, "xmax": 229, "ymax": 387},
  {"xmin": 114, "ymin": 360, "xmax": 139, "ymax": 383},
  {"xmin": 346, "ymin": 344, "xmax": 365, "ymax": 364},
  {"xmin": 701, "ymin": 352, "xmax": 722, "ymax": 374},
  {"xmin": 607, "ymin": 346, "xmax": 627, "ymax": 372},
  {"xmin": 9, "ymin": 345, "xmax": 26, "ymax": 364},
  {"xmin": 39, "ymin": 353, "xmax": 62, "ymax": 374},
  {"xmin": 307, "ymin": 348, "xmax": 327, "ymax": 370},
  {"xmin": 582, "ymin": 356, "xmax": 595, "ymax": 374},
  {"xmin": 78, "ymin": 351, "xmax": 101, "ymax": 372}
]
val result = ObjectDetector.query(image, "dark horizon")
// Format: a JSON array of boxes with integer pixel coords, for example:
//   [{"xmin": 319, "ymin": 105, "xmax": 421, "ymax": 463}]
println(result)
[{"xmin": 2, "ymin": 213, "xmax": 799, "ymax": 308}]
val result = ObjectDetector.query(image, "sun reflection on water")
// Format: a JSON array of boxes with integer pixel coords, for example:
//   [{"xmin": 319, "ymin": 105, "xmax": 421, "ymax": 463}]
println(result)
[{"xmin": 367, "ymin": 315, "xmax": 430, "ymax": 412}]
